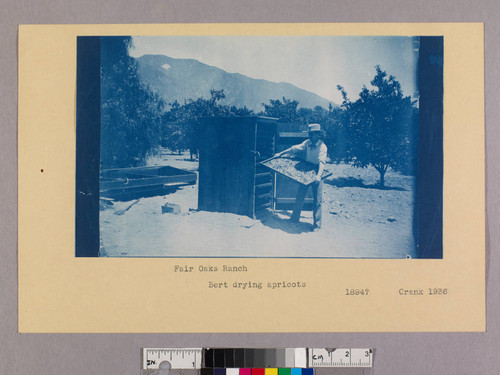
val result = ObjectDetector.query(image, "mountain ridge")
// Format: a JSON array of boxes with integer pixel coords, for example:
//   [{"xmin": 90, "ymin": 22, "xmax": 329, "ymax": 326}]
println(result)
[{"xmin": 136, "ymin": 54, "xmax": 336, "ymax": 112}]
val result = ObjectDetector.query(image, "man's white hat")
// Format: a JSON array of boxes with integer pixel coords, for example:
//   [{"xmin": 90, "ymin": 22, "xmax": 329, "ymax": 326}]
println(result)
[{"xmin": 307, "ymin": 123, "xmax": 322, "ymax": 132}]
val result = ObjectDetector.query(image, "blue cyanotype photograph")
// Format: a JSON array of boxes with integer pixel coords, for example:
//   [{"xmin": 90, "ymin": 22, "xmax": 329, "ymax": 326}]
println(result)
[{"xmin": 76, "ymin": 35, "xmax": 443, "ymax": 258}]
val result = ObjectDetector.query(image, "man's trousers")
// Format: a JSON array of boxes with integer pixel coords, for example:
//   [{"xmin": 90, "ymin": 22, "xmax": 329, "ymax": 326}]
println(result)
[{"xmin": 290, "ymin": 181, "xmax": 323, "ymax": 229}]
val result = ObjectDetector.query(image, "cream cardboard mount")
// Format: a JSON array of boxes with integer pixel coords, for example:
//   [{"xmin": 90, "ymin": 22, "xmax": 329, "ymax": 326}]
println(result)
[{"xmin": 18, "ymin": 23, "xmax": 484, "ymax": 333}]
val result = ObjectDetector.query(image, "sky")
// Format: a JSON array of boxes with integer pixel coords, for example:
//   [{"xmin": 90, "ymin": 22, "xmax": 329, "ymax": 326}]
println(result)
[{"xmin": 129, "ymin": 35, "xmax": 419, "ymax": 105}]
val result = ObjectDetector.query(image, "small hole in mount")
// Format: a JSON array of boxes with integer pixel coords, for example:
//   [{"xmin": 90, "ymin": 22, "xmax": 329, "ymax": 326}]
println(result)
[{"xmin": 40, "ymin": 169, "xmax": 44, "ymax": 173}]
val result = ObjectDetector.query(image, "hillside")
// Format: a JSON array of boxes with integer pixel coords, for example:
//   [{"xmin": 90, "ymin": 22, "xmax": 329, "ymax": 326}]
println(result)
[{"xmin": 136, "ymin": 54, "xmax": 336, "ymax": 112}]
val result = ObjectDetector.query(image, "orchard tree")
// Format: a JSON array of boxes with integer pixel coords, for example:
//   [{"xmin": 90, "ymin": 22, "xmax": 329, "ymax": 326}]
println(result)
[
  {"xmin": 163, "ymin": 89, "xmax": 253, "ymax": 158},
  {"xmin": 260, "ymin": 97, "xmax": 300, "ymax": 123},
  {"xmin": 338, "ymin": 66, "xmax": 418, "ymax": 186},
  {"xmin": 320, "ymin": 106, "xmax": 345, "ymax": 163},
  {"xmin": 297, "ymin": 105, "xmax": 345, "ymax": 162},
  {"xmin": 261, "ymin": 98, "xmax": 346, "ymax": 162},
  {"xmin": 297, "ymin": 105, "xmax": 330, "ymax": 124},
  {"xmin": 100, "ymin": 36, "xmax": 165, "ymax": 169}
]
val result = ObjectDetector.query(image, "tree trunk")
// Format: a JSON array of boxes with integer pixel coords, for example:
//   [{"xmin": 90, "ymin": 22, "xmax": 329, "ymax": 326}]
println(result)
[
  {"xmin": 375, "ymin": 165, "xmax": 388, "ymax": 187},
  {"xmin": 379, "ymin": 170, "xmax": 385, "ymax": 187}
]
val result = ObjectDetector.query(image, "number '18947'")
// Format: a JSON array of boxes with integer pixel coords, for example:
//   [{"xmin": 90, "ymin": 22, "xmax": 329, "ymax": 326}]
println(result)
[{"xmin": 345, "ymin": 289, "xmax": 369, "ymax": 295}]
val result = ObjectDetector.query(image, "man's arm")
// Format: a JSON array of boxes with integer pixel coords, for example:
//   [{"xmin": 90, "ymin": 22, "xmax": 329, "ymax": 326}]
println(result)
[
  {"xmin": 275, "ymin": 140, "xmax": 307, "ymax": 157},
  {"xmin": 275, "ymin": 146, "xmax": 293, "ymax": 157},
  {"xmin": 315, "ymin": 162, "xmax": 325, "ymax": 182},
  {"xmin": 315, "ymin": 143, "xmax": 328, "ymax": 181}
]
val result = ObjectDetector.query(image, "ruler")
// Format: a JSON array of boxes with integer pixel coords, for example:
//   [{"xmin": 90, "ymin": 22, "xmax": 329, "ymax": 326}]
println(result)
[
  {"xmin": 308, "ymin": 348, "xmax": 373, "ymax": 368},
  {"xmin": 142, "ymin": 348, "xmax": 373, "ymax": 370},
  {"xmin": 143, "ymin": 348, "xmax": 203, "ymax": 369}
]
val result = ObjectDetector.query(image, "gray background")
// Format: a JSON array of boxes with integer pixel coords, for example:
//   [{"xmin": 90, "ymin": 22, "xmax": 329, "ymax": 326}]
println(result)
[{"xmin": 1, "ymin": 1, "xmax": 498, "ymax": 374}]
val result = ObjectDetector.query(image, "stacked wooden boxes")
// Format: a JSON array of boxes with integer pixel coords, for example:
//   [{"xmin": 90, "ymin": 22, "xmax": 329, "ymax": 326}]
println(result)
[{"xmin": 275, "ymin": 124, "xmax": 314, "ymax": 211}]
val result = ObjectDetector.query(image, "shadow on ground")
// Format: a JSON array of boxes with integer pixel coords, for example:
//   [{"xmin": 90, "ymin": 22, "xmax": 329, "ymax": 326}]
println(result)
[
  {"xmin": 260, "ymin": 211, "xmax": 313, "ymax": 234},
  {"xmin": 100, "ymin": 185, "xmax": 181, "ymax": 202},
  {"xmin": 324, "ymin": 177, "xmax": 406, "ymax": 191}
]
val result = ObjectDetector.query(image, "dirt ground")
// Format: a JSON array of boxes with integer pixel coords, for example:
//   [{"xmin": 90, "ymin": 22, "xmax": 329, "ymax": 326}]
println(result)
[{"xmin": 99, "ymin": 151, "xmax": 416, "ymax": 258}]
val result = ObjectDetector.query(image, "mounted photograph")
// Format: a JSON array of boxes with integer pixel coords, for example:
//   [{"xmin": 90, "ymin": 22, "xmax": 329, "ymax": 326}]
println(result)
[
  {"xmin": 19, "ymin": 23, "xmax": 484, "ymax": 333},
  {"xmin": 76, "ymin": 35, "xmax": 443, "ymax": 258}
]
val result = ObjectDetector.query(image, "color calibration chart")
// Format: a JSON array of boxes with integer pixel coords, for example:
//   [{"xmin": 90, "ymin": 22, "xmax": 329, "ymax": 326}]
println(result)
[{"xmin": 141, "ymin": 348, "xmax": 373, "ymax": 375}]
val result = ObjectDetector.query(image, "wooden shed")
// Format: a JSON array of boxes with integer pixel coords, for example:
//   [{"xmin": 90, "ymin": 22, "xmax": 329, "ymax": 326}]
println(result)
[{"xmin": 197, "ymin": 116, "xmax": 278, "ymax": 218}]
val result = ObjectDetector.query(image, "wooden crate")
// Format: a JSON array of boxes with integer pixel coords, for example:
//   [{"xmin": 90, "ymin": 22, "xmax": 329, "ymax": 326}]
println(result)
[{"xmin": 275, "ymin": 129, "xmax": 314, "ymax": 211}]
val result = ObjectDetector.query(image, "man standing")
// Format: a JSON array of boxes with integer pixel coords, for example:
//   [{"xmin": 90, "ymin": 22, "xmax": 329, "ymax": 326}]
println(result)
[{"xmin": 275, "ymin": 123, "xmax": 328, "ymax": 231}]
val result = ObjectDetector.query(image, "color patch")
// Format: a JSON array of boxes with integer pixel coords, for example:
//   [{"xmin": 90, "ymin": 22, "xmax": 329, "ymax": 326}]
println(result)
[
  {"xmin": 294, "ymin": 349, "xmax": 307, "ymax": 368},
  {"xmin": 215, "ymin": 349, "xmax": 225, "ymax": 367},
  {"xmin": 285, "ymin": 349, "xmax": 295, "ymax": 368},
  {"xmin": 265, "ymin": 368, "xmax": 278, "ymax": 375},
  {"xmin": 275, "ymin": 349, "xmax": 286, "ymax": 367},
  {"xmin": 291, "ymin": 368, "xmax": 302, "ymax": 375},
  {"xmin": 235, "ymin": 349, "xmax": 245, "ymax": 368},
  {"xmin": 201, "ymin": 368, "xmax": 213, "ymax": 375},
  {"xmin": 254, "ymin": 349, "xmax": 266, "ymax": 367},
  {"xmin": 240, "ymin": 369, "xmax": 252, "ymax": 375},
  {"xmin": 205, "ymin": 349, "xmax": 214, "ymax": 367},
  {"xmin": 252, "ymin": 368, "xmax": 265, "ymax": 375},
  {"xmin": 278, "ymin": 368, "xmax": 291, "ymax": 375},
  {"xmin": 225, "ymin": 349, "xmax": 235, "ymax": 367},
  {"xmin": 302, "ymin": 369, "xmax": 313, "ymax": 375},
  {"xmin": 244, "ymin": 349, "xmax": 255, "ymax": 368},
  {"xmin": 265, "ymin": 349, "xmax": 276, "ymax": 367},
  {"xmin": 227, "ymin": 368, "xmax": 239, "ymax": 375},
  {"xmin": 214, "ymin": 368, "xmax": 226, "ymax": 375}
]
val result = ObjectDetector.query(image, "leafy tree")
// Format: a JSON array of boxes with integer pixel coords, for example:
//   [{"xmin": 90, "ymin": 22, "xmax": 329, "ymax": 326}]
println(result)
[
  {"xmin": 100, "ymin": 36, "xmax": 166, "ymax": 169},
  {"xmin": 162, "ymin": 89, "xmax": 253, "ymax": 158},
  {"xmin": 296, "ymin": 105, "xmax": 345, "ymax": 162},
  {"xmin": 259, "ymin": 97, "xmax": 300, "ymax": 123},
  {"xmin": 338, "ymin": 66, "xmax": 418, "ymax": 186},
  {"xmin": 260, "ymin": 98, "xmax": 347, "ymax": 162},
  {"xmin": 320, "ymin": 107, "xmax": 346, "ymax": 163}
]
